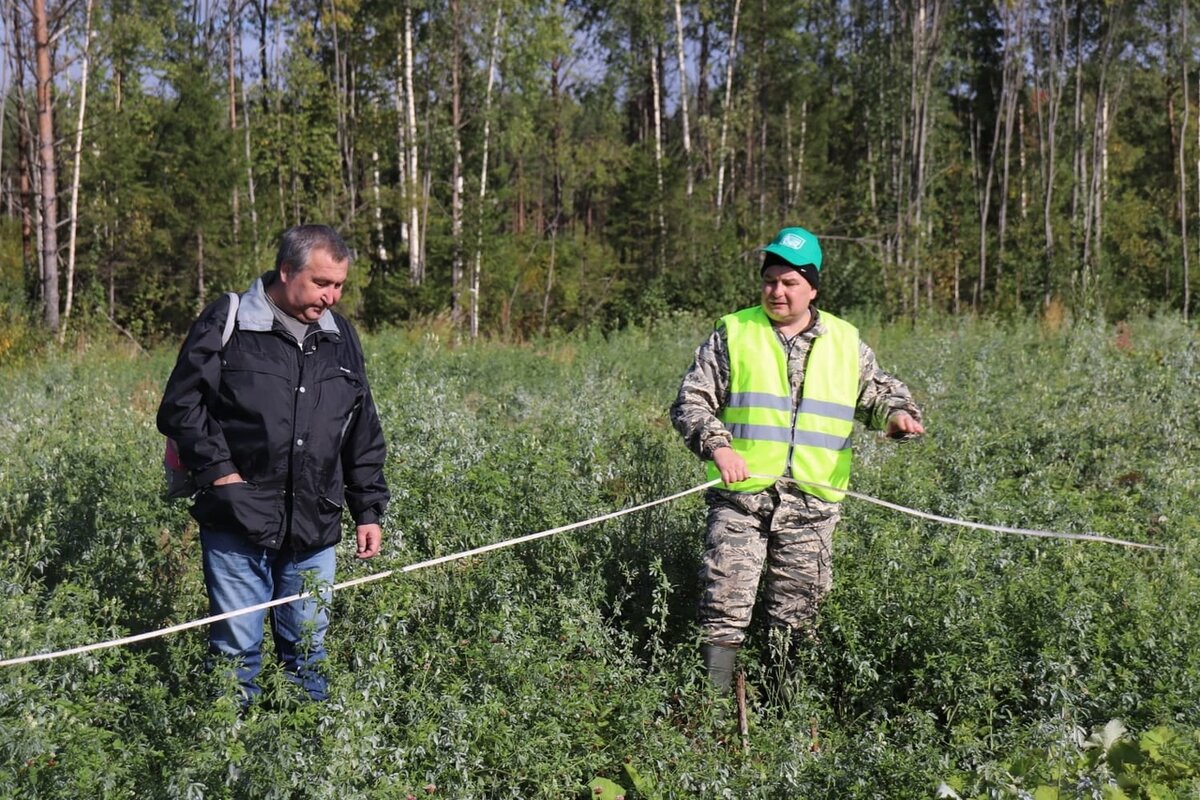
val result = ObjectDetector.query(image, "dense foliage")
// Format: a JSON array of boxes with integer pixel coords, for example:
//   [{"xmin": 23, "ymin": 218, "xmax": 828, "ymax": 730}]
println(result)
[
  {"xmin": 3, "ymin": 1, "xmax": 1200, "ymax": 341},
  {"xmin": 1, "ymin": 313, "xmax": 1197, "ymax": 797}
]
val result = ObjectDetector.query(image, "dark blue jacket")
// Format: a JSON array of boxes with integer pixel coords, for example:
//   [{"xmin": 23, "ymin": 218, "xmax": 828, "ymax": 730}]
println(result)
[{"xmin": 157, "ymin": 273, "xmax": 389, "ymax": 550}]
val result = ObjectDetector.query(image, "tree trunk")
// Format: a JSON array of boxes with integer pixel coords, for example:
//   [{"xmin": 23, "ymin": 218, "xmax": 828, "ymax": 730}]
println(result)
[
  {"xmin": 1033, "ymin": 0, "xmax": 1069, "ymax": 301},
  {"xmin": 394, "ymin": 37, "xmax": 409, "ymax": 253},
  {"xmin": 61, "ymin": 0, "xmax": 95, "ymax": 339},
  {"xmin": 1183, "ymin": 0, "xmax": 1192, "ymax": 322},
  {"xmin": 977, "ymin": 70, "xmax": 1003, "ymax": 307},
  {"xmin": 228, "ymin": 0, "xmax": 240, "ymax": 247},
  {"xmin": 8, "ymin": 0, "xmax": 35, "ymax": 282},
  {"xmin": 904, "ymin": 0, "xmax": 944, "ymax": 316},
  {"xmin": 650, "ymin": 42, "xmax": 666, "ymax": 271},
  {"xmin": 1082, "ymin": 10, "xmax": 1119, "ymax": 290},
  {"xmin": 697, "ymin": 15, "xmax": 711, "ymax": 175},
  {"xmin": 0, "ymin": 56, "xmax": 6, "ymax": 217},
  {"xmin": 472, "ymin": 8, "xmax": 503, "ymax": 340},
  {"xmin": 34, "ymin": 0, "xmax": 59, "ymax": 332},
  {"xmin": 1070, "ymin": 6, "xmax": 1085, "ymax": 257},
  {"xmin": 239, "ymin": 34, "xmax": 260, "ymax": 260},
  {"xmin": 715, "ymin": 0, "xmax": 742, "ymax": 215},
  {"xmin": 404, "ymin": 1, "xmax": 423, "ymax": 284},
  {"xmin": 673, "ymin": 0, "xmax": 693, "ymax": 196},
  {"xmin": 450, "ymin": 0, "xmax": 464, "ymax": 326},
  {"xmin": 1193, "ymin": 10, "xmax": 1199, "ymax": 321},
  {"xmin": 329, "ymin": 0, "xmax": 355, "ymax": 228},
  {"xmin": 544, "ymin": 24, "xmax": 566, "ymax": 335},
  {"xmin": 371, "ymin": 149, "xmax": 386, "ymax": 261},
  {"xmin": 255, "ymin": 0, "xmax": 270, "ymax": 105},
  {"xmin": 996, "ymin": 0, "xmax": 1025, "ymax": 275},
  {"xmin": 196, "ymin": 229, "xmax": 205, "ymax": 313}
]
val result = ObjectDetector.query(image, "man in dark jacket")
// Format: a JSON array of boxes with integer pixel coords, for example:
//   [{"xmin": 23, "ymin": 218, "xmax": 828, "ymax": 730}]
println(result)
[{"xmin": 158, "ymin": 224, "xmax": 389, "ymax": 703}]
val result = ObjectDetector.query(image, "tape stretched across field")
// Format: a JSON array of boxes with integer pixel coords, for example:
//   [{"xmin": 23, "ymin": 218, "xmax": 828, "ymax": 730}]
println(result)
[{"xmin": 0, "ymin": 477, "xmax": 1164, "ymax": 668}]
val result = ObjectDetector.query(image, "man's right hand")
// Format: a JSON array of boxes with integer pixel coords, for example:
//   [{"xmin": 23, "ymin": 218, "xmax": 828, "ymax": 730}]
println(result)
[
  {"xmin": 211, "ymin": 472, "xmax": 245, "ymax": 486},
  {"xmin": 711, "ymin": 446, "xmax": 749, "ymax": 486}
]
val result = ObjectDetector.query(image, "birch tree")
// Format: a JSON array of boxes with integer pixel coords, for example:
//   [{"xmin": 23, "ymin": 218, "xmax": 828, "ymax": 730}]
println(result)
[
  {"xmin": 899, "ymin": 0, "xmax": 945, "ymax": 315},
  {"xmin": 976, "ymin": 0, "xmax": 1026, "ymax": 308},
  {"xmin": 33, "ymin": 0, "xmax": 59, "ymax": 332},
  {"xmin": 403, "ymin": 0, "xmax": 423, "ymax": 284},
  {"xmin": 714, "ymin": 0, "xmax": 742, "ymax": 215},
  {"xmin": 650, "ymin": 40, "xmax": 666, "ymax": 270},
  {"xmin": 451, "ymin": 0, "xmax": 465, "ymax": 326},
  {"xmin": 472, "ymin": 7, "xmax": 503, "ymax": 339},
  {"xmin": 61, "ymin": 0, "xmax": 95, "ymax": 338},
  {"xmin": 673, "ymin": 0, "xmax": 693, "ymax": 196},
  {"xmin": 1181, "ymin": 0, "xmax": 1191, "ymax": 321},
  {"xmin": 1031, "ymin": 0, "xmax": 1070, "ymax": 302}
]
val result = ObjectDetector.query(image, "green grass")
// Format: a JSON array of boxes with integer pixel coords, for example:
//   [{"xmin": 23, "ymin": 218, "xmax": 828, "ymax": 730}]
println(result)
[{"xmin": 0, "ymin": 313, "xmax": 1198, "ymax": 798}]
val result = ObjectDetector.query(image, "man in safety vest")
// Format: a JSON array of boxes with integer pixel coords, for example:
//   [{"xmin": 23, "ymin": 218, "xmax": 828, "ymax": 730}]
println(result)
[{"xmin": 670, "ymin": 225, "xmax": 924, "ymax": 692}]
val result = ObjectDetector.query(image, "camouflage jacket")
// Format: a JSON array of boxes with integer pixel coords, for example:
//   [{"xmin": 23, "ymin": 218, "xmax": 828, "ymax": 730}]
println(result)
[{"xmin": 670, "ymin": 307, "xmax": 921, "ymax": 506}]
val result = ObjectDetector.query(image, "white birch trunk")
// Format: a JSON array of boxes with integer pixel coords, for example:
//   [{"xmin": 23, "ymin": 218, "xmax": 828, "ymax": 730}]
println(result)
[
  {"xmin": 394, "ymin": 41, "xmax": 409, "ymax": 250},
  {"xmin": 996, "ymin": 0, "xmax": 1025, "ymax": 274},
  {"xmin": 373, "ymin": 149, "xmax": 387, "ymax": 261},
  {"xmin": 1070, "ymin": 15, "xmax": 1085, "ymax": 236},
  {"xmin": 61, "ymin": 0, "xmax": 94, "ymax": 338},
  {"xmin": 228, "ymin": 0, "xmax": 240, "ymax": 246},
  {"xmin": 1176, "ymin": 2, "xmax": 1185, "ymax": 319},
  {"xmin": 715, "ymin": 0, "xmax": 742, "ymax": 215},
  {"xmin": 650, "ymin": 44, "xmax": 666, "ymax": 268},
  {"xmin": 450, "ymin": 0, "xmax": 464, "ymax": 325},
  {"xmin": 405, "ymin": 2, "xmax": 423, "ymax": 284},
  {"xmin": 472, "ymin": 8, "xmax": 503, "ymax": 339},
  {"xmin": 1184, "ymin": 1, "xmax": 1192, "ymax": 322},
  {"xmin": 673, "ymin": 0, "xmax": 693, "ymax": 196},
  {"xmin": 239, "ymin": 35, "xmax": 260, "ymax": 261},
  {"xmin": 0, "ymin": 6, "xmax": 9, "ymax": 216}
]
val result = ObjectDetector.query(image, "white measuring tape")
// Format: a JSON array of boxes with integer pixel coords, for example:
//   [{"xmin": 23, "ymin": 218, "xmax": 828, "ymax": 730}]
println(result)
[
  {"xmin": 760, "ymin": 474, "xmax": 1166, "ymax": 551},
  {"xmin": 0, "ymin": 476, "xmax": 1163, "ymax": 668}
]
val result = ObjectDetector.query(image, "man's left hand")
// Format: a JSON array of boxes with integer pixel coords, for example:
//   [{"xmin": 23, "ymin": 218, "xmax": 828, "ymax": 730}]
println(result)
[
  {"xmin": 355, "ymin": 523, "xmax": 382, "ymax": 559},
  {"xmin": 886, "ymin": 411, "xmax": 925, "ymax": 439}
]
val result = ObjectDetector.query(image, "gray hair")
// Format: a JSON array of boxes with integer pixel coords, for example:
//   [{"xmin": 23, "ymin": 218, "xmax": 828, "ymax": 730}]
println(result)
[{"xmin": 275, "ymin": 225, "xmax": 352, "ymax": 274}]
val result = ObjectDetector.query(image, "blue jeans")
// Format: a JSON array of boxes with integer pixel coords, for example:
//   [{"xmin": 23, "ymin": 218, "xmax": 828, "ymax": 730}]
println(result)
[{"xmin": 200, "ymin": 528, "xmax": 336, "ymax": 702}]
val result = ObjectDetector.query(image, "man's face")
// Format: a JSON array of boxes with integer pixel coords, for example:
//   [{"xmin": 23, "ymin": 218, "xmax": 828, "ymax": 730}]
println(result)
[
  {"xmin": 761, "ymin": 264, "xmax": 817, "ymax": 327},
  {"xmin": 276, "ymin": 248, "xmax": 348, "ymax": 322}
]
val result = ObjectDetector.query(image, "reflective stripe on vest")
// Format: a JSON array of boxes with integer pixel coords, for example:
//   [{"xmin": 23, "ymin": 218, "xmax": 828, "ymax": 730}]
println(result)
[{"xmin": 705, "ymin": 306, "xmax": 859, "ymax": 500}]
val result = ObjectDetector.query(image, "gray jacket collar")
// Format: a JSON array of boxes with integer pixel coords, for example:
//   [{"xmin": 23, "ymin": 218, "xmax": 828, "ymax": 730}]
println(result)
[{"xmin": 236, "ymin": 272, "xmax": 341, "ymax": 336}]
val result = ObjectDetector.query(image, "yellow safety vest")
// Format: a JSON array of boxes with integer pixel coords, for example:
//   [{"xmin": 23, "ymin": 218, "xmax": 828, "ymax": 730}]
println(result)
[{"xmin": 705, "ymin": 306, "xmax": 859, "ymax": 501}]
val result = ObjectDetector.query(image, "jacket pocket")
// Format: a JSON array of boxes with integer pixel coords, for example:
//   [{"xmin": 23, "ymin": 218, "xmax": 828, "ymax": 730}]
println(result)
[
  {"xmin": 191, "ymin": 482, "xmax": 285, "ymax": 548},
  {"xmin": 317, "ymin": 494, "xmax": 345, "ymax": 529},
  {"xmin": 314, "ymin": 366, "xmax": 362, "ymax": 417}
]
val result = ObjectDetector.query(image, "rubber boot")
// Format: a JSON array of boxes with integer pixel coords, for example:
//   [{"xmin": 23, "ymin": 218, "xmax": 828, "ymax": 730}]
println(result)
[{"xmin": 700, "ymin": 643, "xmax": 738, "ymax": 691}]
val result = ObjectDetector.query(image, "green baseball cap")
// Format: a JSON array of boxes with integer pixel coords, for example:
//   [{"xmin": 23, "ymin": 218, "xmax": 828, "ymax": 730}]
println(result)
[{"xmin": 761, "ymin": 226, "xmax": 823, "ymax": 271}]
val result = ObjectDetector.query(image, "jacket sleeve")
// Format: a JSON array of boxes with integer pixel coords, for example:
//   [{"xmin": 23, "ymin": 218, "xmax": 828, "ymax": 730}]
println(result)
[
  {"xmin": 670, "ymin": 326, "xmax": 734, "ymax": 460},
  {"xmin": 155, "ymin": 295, "xmax": 239, "ymax": 486},
  {"xmin": 854, "ymin": 340, "xmax": 923, "ymax": 432},
  {"xmin": 338, "ymin": 318, "xmax": 390, "ymax": 526}
]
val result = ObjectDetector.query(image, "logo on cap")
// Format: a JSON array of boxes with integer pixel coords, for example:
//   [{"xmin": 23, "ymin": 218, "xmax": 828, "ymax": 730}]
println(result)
[{"xmin": 781, "ymin": 233, "xmax": 806, "ymax": 250}]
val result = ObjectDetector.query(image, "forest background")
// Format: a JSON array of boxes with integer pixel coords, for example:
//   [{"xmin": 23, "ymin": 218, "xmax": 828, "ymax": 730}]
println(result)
[{"xmin": 2, "ymin": 0, "xmax": 1199, "ymax": 349}]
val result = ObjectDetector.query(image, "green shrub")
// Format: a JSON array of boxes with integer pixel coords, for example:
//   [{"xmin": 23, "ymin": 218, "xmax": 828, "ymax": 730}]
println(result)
[{"xmin": 0, "ymin": 314, "xmax": 1197, "ymax": 797}]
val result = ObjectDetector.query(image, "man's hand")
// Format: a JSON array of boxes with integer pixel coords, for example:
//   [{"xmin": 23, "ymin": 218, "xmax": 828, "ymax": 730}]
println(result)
[
  {"xmin": 355, "ymin": 523, "xmax": 382, "ymax": 559},
  {"xmin": 712, "ymin": 446, "xmax": 749, "ymax": 486},
  {"xmin": 886, "ymin": 411, "xmax": 925, "ymax": 440},
  {"xmin": 212, "ymin": 472, "xmax": 245, "ymax": 486}
]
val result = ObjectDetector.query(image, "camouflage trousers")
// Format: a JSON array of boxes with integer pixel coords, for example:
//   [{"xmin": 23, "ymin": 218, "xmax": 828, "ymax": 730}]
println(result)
[{"xmin": 698, "ymin": 481, "xmax": 839, "ymax": 647}]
